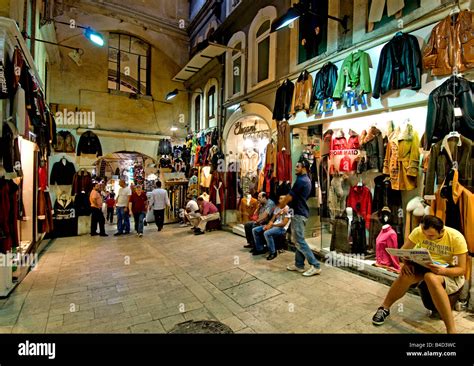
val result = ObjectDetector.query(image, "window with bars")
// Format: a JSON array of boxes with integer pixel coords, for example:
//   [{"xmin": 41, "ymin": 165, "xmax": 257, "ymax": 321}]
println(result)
[
  {"xmin": 194, "ymin": 95, "xmax": 201, "ymax": 131},
  {"xmin": 108, "ymin": 33, "xmax": 151, "ymax": 95},
  {"xmin": 207, "ymin": 86, "xmax": 216, "ymax": 122},
  {"xmin": 232, "ymin": 42, "xmax": 242, "ymax": 95}
]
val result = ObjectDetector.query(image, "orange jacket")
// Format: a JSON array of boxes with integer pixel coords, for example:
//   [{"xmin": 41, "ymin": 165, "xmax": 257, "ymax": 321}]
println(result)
[{"xmin": 431, "ymin": 169, "xmax": 474, "ymax": 254}]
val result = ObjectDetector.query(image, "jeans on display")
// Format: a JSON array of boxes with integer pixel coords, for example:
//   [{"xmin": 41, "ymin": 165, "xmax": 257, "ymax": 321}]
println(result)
[
  {"xmin": 154, "ymin": 209, "xmax": 165, "ymax": 231},
  {"xmin": 116, "ymin": 206, "xmax": 130, "ymax": 234},
  {"xmin": 91, "ymin": 207, "xmax": 106, "ymax": 235},
  {"xmin": 263, "ymin": 227, "xmax": 287, "ymax": 254},
  {"xmin": 292, "ymin": 215, "xmax": 320, "ymax": 269},
  {"xmin": 134, "ymin": 212, "xmax": 146, "ymax": 234}
]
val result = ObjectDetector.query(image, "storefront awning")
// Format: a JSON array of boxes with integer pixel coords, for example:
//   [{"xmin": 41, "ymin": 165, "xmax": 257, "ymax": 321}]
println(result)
[{"xmin": 172, "ymin": 41, "xmax": 229, "ymax": 82}]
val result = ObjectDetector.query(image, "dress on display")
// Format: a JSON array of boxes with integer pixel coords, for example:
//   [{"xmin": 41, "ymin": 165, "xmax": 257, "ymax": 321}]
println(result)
[{"xmin": 239, "ymin": 196, "xmax": 258, "ymax": 224}]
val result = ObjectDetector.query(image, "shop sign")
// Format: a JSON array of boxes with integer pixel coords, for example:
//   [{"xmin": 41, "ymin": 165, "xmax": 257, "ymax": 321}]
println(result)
[{"xmin": 233, "ymin": 121, "xmax": 271, "ymax": 140}]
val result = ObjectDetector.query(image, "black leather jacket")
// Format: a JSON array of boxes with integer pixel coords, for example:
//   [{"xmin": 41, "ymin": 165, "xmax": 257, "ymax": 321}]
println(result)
[
  {"xmin": 373, "ymin": 32, "xmax": 422, "ymax": 99},
  {"xmin": 311, "ymin": 61, "xmax": 338, "ymax": 104},
  {"xmin": 272, "ymin": 80, "xmax": 295, "ymax": 121},
  {"xmin": 77, "ymin": 131, "xmax": 102, "ymax": 157},
  {"xmin": 425, "ymin": 76, "xmax": 474, "ymax": 149}
]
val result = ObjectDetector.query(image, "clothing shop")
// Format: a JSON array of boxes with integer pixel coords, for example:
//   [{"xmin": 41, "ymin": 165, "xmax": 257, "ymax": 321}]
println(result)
[
  {"xmin": 222, "ymin": 103, "xmax": 278, "ymax": 227},
  {"xmin": 285, "ymin": 9, "xmax": 473, "ymax": 297},
  {"xmin": 0, "ymin": 19, "xmax": 56, "ymax": 296}
]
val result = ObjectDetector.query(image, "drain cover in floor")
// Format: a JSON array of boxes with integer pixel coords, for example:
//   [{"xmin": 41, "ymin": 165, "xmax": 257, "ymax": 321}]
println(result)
[{"xmin": 168, "ymin": 320, "xmax": 234, "ymax": 334}]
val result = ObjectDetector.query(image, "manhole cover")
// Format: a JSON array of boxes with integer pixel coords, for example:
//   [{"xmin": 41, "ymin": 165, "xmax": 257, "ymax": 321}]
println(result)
[{"xmin": 168, "ymin": 320, "xmax": 234, "ymax": 334}]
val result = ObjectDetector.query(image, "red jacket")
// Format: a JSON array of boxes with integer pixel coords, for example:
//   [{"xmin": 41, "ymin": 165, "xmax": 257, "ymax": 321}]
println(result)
[
  {"xmin": 347, "ymin": 135, "xmax": 360, "ymax": 149},
  {"xmin": 277, "ymin": 151, "xmax": 292, "ymax": 183},
  {"xmin": 339, "ymin": 156, "xmax": 352, "ymax": 172},
  {"xmin": 346, "ymin": 185, "xmax": 372, "ymax": 229},
  {"xmin": 331, "ymin": 137, "xmax": 348, "ymax": 151}
]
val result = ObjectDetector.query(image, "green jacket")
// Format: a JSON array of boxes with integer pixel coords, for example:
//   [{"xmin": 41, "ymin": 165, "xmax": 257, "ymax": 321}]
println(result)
[{"xmin": 333, "ymin": 50, "xmax": 372, "ymax": 99}]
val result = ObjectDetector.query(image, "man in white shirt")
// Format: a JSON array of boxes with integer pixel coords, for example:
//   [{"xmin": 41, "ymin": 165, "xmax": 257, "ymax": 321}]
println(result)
[
  {"xmin": 149, "ymin": 180, "xmax": 170, "ymax": 231},
  {"xmin": 183, "ymin": 198, "xmax": 200, "ymax": 227},
  {"xmin": 114, "ymin": 179, "xmax": 131, "ymax": 236}
]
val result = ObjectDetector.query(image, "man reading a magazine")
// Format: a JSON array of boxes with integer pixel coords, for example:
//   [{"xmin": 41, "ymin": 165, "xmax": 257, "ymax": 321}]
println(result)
[{"xmin": 372, "ymin": 215, "xmax": 468, "ymax": 334}]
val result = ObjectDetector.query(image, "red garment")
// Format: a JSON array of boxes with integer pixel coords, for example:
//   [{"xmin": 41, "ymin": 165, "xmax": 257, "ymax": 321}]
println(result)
[
  {"xmin": 38, "ymin": 165, "xmax": 48, "ymax": 190},
  {"xmin": 346, "ymin": 185, "xmax": 372, "ymax": 229},
  {"xmin": 347, "ymin": 135, "xmax": 360, "ymax": 149},
  {"xmin": 201, "ymin": 200, "xmax": 218, "ymax": 215},
  {"xmin": 339, "ymin": 155, "xmax": 352, "ymax": 172},
  {"xmin": 106, "ymin": 197, "xmax": 116, "ymax": 208},
  {"xmin": 375, "ymin": 226, "xmax": 400, "ymax": 271},
  {"xmin": 277, "ymin": 151, "xmax": 292, "ymax": 183},
  {"xmin": 331, "ymin": 137, "xmax": 348, "ymax": 151},
  {"xmin": 129, "ymin": 192, "xmax": 147, "ymax": 213}
]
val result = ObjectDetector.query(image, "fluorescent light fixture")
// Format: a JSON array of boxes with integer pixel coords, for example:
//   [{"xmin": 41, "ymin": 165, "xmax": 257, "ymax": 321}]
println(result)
[
  {"xmin": 170, "ymin": 126, "xmax": 178, "ymax": 131},
  {"xmin": 271, "ymin": 7, "xmax": 302, "ymax": 33},
  {"xmin": 84, "ymin": 27, "xmax": 104, "ymax": 47},
  {"xmin": 165, "ymin": 89, "xmax": 179, "ymax": 101}
]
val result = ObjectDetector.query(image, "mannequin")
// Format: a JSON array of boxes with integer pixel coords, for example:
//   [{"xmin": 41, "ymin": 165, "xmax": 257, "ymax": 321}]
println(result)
[{"xmin": 375, "ymin": 207, "xmax": 400, "ymax": 272}]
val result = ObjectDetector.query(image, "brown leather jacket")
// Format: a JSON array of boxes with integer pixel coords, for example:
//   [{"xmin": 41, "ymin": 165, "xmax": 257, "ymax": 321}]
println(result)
[
  {"xmin": 291, "ymin": 70, "xmax": 313, "ymax": 115},
  {"xmin": 423, "ymin": 10, "xmax": 474, "ymax": 76}
]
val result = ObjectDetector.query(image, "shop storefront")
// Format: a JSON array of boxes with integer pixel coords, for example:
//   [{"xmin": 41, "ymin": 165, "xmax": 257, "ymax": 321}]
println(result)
[{"xmin": 222, "ymin": 103, "xmax": 276, "ymax": 229}]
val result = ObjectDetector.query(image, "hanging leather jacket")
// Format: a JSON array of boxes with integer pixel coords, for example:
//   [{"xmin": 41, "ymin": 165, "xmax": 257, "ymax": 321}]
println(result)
[
  {"xmin": 423, "ymin": 10, "xmax": 474, "ymax": 76},
  {"xmin": 311, "ymin": 62, "xmax": 338, "ymax": 103},
  {"xmin": 373, "ymin": 32, "xmax": 422, "ymax": 99},
  {"xmin": 425, "ymin": 76, "xmax": 474, "ymax": 149}
]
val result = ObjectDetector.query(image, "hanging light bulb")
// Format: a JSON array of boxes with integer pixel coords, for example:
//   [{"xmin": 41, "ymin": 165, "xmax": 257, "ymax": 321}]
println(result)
[{"xmin": 84, "ymin": 27, "xmax": 105, "ymax": 47}]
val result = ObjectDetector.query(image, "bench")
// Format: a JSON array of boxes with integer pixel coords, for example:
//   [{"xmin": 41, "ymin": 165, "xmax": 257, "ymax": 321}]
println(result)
[{"xmin": 206, "ymin": 219, "xmax": 221, "ymax": 232}]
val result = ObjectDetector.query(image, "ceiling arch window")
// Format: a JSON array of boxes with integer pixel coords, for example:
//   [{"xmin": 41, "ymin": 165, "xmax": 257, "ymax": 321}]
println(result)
[
  {"xmin": 226, "ymin": 31, "xmax": 246, "ymax": 101},
  {"xmin": 192, "ymin": 93, "xmax": 202, "ymax": 132},
  {"xmin": 248, "ymin": 6, "xmax": 276, "ymax": 92},
  {"xmin": 204, "ymin": 79, "xmax": 219, "ymax": 129},
  {"xmin": 108, "ymin": 33, "xmax": 151, "ymax": 95}
]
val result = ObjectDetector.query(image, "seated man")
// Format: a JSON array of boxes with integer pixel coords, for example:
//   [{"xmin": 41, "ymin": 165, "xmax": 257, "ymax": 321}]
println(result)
[
  {"xmin": 252, "ymin": 195, "xmax": 291, "ymax": 260},
  {"xmin": 190, "ymin": 196, "xmax": 221, "ymax": 235},
  {"xmin": 243, "ymin": 192, "xmax": 275, "ymax": 251},
  {"xmin": 372, "ymin": 215, "xmax": 467, "ymax": 334},
  {"xmin": 183, "ymin": 198, "xmax": 200, "ymax": 227}
]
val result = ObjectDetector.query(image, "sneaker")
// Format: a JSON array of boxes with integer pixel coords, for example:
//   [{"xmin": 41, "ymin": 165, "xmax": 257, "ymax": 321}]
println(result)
[
  {"xmin": 179, "ymin": 223, "xmax": 188, "ymax": 228},
  {"xmin": 194, "ymin": 229, "xmax": 205, "ymax": 235},
  {"xmin": 138, "ymin": 233, "xmax": 143, "ymax": 238},
  {"xmin": 372, "ymin": 307, "xmax": 390, "ymax": 326},
  {"xmin": 114, "ymin": 232, "xmax": 122, "ymax": 236},
  {"xmin": 302, "ymin": 265, "xmax": 322, "ymax": 277},
  {"xmin": 286, "ymin": 264, "xmax": 305, "ymax": 273}
]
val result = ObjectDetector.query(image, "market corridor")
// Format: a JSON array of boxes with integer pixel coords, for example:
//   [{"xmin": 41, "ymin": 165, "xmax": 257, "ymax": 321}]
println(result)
[{"xmin": 0, "ymin": 225, "xmax": 472, "ymax": 334}]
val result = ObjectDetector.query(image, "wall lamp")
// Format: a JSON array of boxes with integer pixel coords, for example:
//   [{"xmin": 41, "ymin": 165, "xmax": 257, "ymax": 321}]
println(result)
[
  {"xmin": 44, "ymin": 19, "xmax": 105, "ymax": 46},
  {"xmin": 271, "ymin": 1, "xmax": 349, "ymax": 33},
  {"xmin": 165, "ymin": 89, "xmax": 204, "ymax": 101}
]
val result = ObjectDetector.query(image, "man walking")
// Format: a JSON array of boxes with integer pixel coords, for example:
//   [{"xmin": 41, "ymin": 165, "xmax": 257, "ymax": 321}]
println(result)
[
  {"xmin": 90, "ymin": 182, "xmax": 108, "ymax": 237},
  {"xmin": 281, "ymin": 160, "xmax": 321, "ymax": 276},
  {"xmin": 106, "ymin": 192, "xmax": 115, "ymax": 224},
  {"xmin": 150, "ymin": 180, "xmax": 170, "ymax": 231},
  {"xmin": 115, "ymin": 179, "xmax": 131, "ymax": 236},
  {"xmin": 129, "ymin": 185, "xmax": 148, "ymax": 238}
]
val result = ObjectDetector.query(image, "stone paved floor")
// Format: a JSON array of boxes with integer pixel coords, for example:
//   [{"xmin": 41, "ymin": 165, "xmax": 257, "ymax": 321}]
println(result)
[{"xmin": 0, "ymin": 223, "xmax": 473, "ymax": 334}]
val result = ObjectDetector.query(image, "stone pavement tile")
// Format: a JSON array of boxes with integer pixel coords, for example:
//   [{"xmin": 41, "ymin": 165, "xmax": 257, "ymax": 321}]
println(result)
[
  {"xmin": 150, "ymin": 303, "xmax": 187, "ymax": 320},
  {"xmin": 203, "ymin": 299, "xmax": 234, "ymax": 321},
  {"xmin": 20, "ymin": 300, "xmax": 52, "ymax": 316},
  {"xmin": 93, "ymin": 303, "xmax": 125, "ymax": 319},
  {"xmin": 0, "ymin": 326, "xmax": 13, "ymax": 334},
  {"xmin": 130, "ymin": 319, "xmax": 166, "ymax": 333},
  {"xmin": 11, "ymin": 324, "xmax": 47, "ymax": 333},
  {"xmin": 0, "ymin": 314, "xmax": 19, "ymax": 326},
  {"xmin": 53, "ymin": 286, "xmax": 89, "ymax": 296},
  {"xmin": 236, "ymin": 327, "xmax": 256, "ymax": 333},
  {"xmin": 223, "ymin": 279, "xmax": 281, "ymax": 308},
  {"xmin": 159, "ymin": 314, "xmax": 186, "ymax": 332},
  {"xmin": 77, "ymin": 300, "xmax": 108, "ymax": 311},
  {"xmin": 220, "ymin": 316, "xmax": 247, "ymax": 332},
  {"xmin": 183, "ymin": 307, "xmax": 215, "ymax": 322},
  {"xmin": 237, "ymin": 313, "xmax": 279, "ymax": 333},
  {"xmin": 63, "ymin": 309, "xmax": 95, "ymax": 325},
  {"xmin": 206, "ymin": 268, "xmax": 256, "ymax": 291}
]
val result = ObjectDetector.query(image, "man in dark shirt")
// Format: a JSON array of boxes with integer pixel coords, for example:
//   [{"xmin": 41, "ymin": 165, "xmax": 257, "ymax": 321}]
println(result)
[
  {"xmin": 281, "ymin": 160, "xmax": 321, "ymax": 277},
  {"xmin": 129, "ymin": 185, "xmax": 148, "ymax": 238}
]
